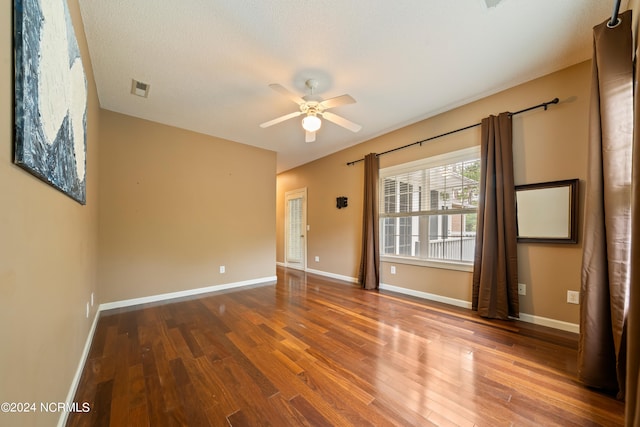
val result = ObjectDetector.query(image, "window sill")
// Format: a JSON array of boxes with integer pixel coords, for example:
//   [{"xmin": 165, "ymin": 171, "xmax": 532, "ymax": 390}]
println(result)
[{"xmin": 380, "ymin": 255, "xmax": 474, "ymax": 272}]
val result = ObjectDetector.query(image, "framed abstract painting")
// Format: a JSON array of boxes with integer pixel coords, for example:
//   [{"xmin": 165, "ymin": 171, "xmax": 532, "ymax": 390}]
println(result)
[{"xmin": 14, "ymin": 0, "xmax": 88, "ymax": 204}]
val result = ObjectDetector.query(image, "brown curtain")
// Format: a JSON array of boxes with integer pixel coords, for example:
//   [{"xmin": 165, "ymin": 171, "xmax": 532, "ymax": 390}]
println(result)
[
  {"xmin": 359, "ymin": 153, "xmax": 380, "ymax": 290},
  {"xmin": 626, "ymin": 10, "xmax": 640, "ymax": 426},
  {"xmin": 628, "ymin": 55, "xmax": 640, "ymax": 423},
  {"xmin": 579, "ymin": 11, "xmax": 633, "ymax": 399},
  {"xmin": 472, "ymin": 113, "xmax": 519, "ymax": 319}
]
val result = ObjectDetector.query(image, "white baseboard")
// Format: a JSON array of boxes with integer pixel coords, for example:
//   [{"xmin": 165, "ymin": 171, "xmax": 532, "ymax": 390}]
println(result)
[
  {"xmin": 380, "ymin": 282, "xmax": 472, "ymax": 309},
  {"xmin": 305, "ymin": 268, "xmax": 358, "ymax": 284},
  {"xmin": 515, "ymin": 312, "xmax": 580, "ymax": 334},
  {"xmin": 276, "ymin": 261, "xmax": 307, "ymax": 272},
  {"xmin": 380, "ymin": 282, "xmax": 579, "ymax": 333},
  {"xmin": 99, "ymin": 276, "xmax": 277, "ymax": 311},
  {"xmin": 275, "ymin": 263, "xmax": 358, "ymax": 284},
  {"xmin": 57, "ymin": 309, "xmax": 101, "ymax": 427}
]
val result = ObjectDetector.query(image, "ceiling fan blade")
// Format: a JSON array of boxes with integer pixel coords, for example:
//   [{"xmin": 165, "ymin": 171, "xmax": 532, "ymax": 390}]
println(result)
[
  {"xmin": 319, "ymin": 94, "xmax": 356, "ymax": 110},
  {"xmin": 269, "ymin": 83, "xmax": 305, "ymax": 105},
  {"xmin": 259, "ymin": 111, "xmax": 302, "ymax": 128},
  {"xmin": 305, "ymin": 131, "xmax": 316, "ymax": 143},
  {"xmin": 321, "ymin": 111, "xmax": 362, "ymax": 133}
]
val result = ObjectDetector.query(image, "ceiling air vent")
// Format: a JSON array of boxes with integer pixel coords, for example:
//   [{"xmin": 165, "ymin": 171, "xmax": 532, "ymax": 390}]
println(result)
[
  {"xmin": 482, "ymin": 0, "xmax": 504, "ymax": 8},
  {"xmin": 131, "ymin": 79, "xmax": 150, "ymax": 98}
]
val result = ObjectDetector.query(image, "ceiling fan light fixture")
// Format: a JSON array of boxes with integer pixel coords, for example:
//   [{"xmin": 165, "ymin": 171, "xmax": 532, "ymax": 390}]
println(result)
[{"xmin": 302, "ymin": 114, "xmax": 322, "ymax": 132}]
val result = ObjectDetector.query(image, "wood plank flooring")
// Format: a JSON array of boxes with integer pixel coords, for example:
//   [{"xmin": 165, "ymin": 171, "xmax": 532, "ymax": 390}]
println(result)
[{"xmin": 67, "ymin": 267, "xmax": 625, "ymax": 426}]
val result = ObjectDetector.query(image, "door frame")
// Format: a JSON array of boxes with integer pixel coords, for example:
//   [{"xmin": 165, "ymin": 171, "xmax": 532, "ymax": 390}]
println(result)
[{"xmin": 284, "ymin": 188, "xmax": 307, "ymax": 271}]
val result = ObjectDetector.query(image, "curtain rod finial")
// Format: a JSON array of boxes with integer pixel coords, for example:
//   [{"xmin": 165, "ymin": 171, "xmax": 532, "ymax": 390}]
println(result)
[{"xmin": 543, "ymin": 98, "xmax": 560, "ymax": 110}]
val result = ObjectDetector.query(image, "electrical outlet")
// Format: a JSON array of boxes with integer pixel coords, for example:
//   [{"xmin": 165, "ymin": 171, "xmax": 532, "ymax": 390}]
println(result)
[
  {"xmin": 219, "ymin": 265, "xmax": 226, "ymax": 274},
  {"xmin": 567, "ymin": 290, "xmax": 580, "ymax": 304},
  {"xmin": 315, "ymin": 256, "xmax": 319, "ymax": 262},
  {"xmin": 518, "ymin": 283, "xmax": 526, "ymax": 296},
  {"xmin": 390, "ymin": 266, "xmax": 396, "ymax": 275}
]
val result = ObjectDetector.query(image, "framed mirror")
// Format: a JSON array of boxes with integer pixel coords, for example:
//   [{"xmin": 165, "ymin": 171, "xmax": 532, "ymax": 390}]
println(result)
[{"xmin": 515, "ymin": 179, "xmax": 578, "ymax": 243}]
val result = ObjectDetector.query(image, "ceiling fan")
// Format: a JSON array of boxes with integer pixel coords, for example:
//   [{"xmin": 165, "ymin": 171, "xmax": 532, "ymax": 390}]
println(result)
[{"xmin": 260, "ymin": 79, "xmax": 362, "ymax": 142}]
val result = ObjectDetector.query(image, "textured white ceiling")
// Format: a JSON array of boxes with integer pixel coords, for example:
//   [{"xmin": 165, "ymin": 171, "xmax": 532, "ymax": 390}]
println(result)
[{"xmin": 78, "ymin": 0, "xmax": 625, "ymax": 172}]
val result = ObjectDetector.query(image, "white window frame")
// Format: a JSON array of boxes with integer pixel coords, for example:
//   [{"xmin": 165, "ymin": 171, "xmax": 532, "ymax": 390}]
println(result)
[{"xmin": 379, "ymin": 146, "xmax": 480, "ymax": 272}]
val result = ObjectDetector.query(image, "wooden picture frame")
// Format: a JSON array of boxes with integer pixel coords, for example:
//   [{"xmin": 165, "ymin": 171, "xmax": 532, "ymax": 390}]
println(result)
[{"xmin": 515, "ymin": 179, "xmax": 579, "ymax": 244}]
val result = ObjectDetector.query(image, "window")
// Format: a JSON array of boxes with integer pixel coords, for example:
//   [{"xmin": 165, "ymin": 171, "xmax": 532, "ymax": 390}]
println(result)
[{"xmin": 379, "ymin": 147, "xmax": 480, "ymax": 269}]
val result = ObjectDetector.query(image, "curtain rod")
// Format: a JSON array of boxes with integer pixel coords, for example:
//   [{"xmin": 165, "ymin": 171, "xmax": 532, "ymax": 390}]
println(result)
[
  {"xmin": 346, "ymin": 97, "xmax": 559, "ymax": 166},
  {"xmin": 608, "ymin": 0, "xmax": 622, "ymax": 27}
]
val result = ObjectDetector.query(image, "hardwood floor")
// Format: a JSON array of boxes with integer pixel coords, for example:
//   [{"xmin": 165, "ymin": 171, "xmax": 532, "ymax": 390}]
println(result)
[{"xmin": 67, "ymin": 267, "xmax": 625, "ymax": 426}]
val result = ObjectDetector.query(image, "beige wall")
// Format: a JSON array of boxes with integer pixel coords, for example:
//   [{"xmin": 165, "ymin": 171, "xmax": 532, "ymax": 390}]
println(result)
[
  {"xmin": 277, "ymin": 61, "xmax": 591, "ymax": 325},
  {"xmin": 98, "ymin": 111, "xmax": 277, "ymax": 303},
  {"xmin": 0, "ymin": 1, "xmax": 99, "ymax": 425}
]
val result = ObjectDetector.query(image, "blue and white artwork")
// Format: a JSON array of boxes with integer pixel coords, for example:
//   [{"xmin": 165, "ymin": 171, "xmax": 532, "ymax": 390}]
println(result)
[{"xmin": 14, "ymin": 0, "xmax": 88, "ymax": 204}]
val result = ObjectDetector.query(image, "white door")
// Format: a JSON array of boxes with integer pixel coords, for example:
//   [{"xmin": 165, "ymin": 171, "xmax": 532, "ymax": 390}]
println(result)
[{"xmin": 285, "ymin": 188, "xmax": 307, "ymax": 270}]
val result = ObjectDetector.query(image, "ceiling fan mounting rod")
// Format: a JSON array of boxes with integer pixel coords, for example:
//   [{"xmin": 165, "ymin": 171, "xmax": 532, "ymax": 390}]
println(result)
[{"xmin": 305, "ymin": 79, "xmax": 319, "ymax": 94}]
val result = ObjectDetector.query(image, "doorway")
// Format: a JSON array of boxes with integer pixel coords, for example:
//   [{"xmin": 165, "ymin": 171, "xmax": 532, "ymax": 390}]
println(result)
[{"xmin": 284, "ymin": 188, "xmax": 307, "ymax": 271}]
